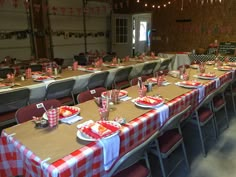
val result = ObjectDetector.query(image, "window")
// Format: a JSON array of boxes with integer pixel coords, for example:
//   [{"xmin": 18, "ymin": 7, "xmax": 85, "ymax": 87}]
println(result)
[
  {"xmin": 115, "ymin": 18, "xmax": 128, "ymax": 43},
  {"xmin": 139, "ymin": 21, "xmax": 147, "ymax": 41}
]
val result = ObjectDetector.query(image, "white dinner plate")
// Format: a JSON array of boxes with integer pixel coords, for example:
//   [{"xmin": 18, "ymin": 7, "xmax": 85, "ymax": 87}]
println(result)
[
  {"xmin": 43, "ymin": 106, "xmax": 80, "ymax": 120},
  {"xmin": 0, "ymin": 83, "xmax": 13, "ymax": 89},
  {"xmin": 34, "ymin": 76, "xmax": 55, "ymax": 82},
  {"xmin": 218, "ymin": 67, "xmax": 233, "ymax": 71},
  {"xmin": 190, "ymin": 64, "xmax": 199, "ymax": 69},
  {"xmin": 77, "ymin": 121, "xmax": 121, "ymax": 141},
  {"xmin": 197, "ymin": 75, "xmax": 217, "ymax": 80},
  {"xmin": 134, "ymin": 97, "xmax": 165, "ymax": 108},
  {"xmin": 176, "ymin": 82, "xmax": 202, "ymax": 89},
  {"xmin": 101, "ymin": 90, "xmax": 128, "ymax": 99}
]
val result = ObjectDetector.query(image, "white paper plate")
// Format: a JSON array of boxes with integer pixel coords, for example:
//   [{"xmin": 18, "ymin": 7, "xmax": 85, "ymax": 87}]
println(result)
[
  {"xmin": 176, "ymin": 82, "xmax": 202, "ymax": 89},
  {"xmin": 101, "ymin": 90, "xmax": 128, "ymax": 99},
  {"xmin": 34, "ymin": 77, "xmax": 55, "ymax": 82},
  {"xmin": 43, "ymin": 106, "xmax": 80, "ymax": 120},
  {"xmin": 77, "ymin": 121, "xmax": 121, "ymax": 141},
  {"xmin": 190, "ymin": 65, "xmax": 199, "ymax": 69},
  {"xmin": 197, "ymin": 75, "xmax": 217, "ymax": 80},
  {"xmin": 134, "ymin": 98, "xmax": 164, "ymax": 108},
  {"xmin": 218, "ymin": 67, "xmax": 233, "ymax": 71},
  {"xmin": 0, "ymin": 83, "xmax": 13, "ymax": 89}
]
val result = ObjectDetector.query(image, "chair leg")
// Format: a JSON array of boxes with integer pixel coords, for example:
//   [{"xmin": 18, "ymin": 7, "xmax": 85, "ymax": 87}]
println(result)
[
  {"xmin": 197, "ymin": 121, "xmax": 207, "ymax": 157},
  {"xmin": 144, "ymin": 152, "xmax": 152, "ymax": 177},
  {"xmin": 181, "ymin": 141, "xmax": 190, "ymax": 170},
  {"xmin": 231, "ymin": 94, "xmax": 236, "ymax": 114},
  {"xmin": 224, "ymin": 105, "xmax": 229, "ymax": 128},
  {"xmin": 211, "ymin": 116, "xmax": 217, "ymax": 140},
  {"xmin": 155, "ymin": 140, "xmax": 167, "ymax": 177}
]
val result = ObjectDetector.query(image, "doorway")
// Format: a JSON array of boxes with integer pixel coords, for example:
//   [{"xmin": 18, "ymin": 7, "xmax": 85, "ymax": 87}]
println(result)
[
  {"xmin": 132, "ymin": 13, "xmax": 152, "ymax": 56},
  {"xmin": 111, "ymin": 13, "xmax": 152, "ymax": 58}
]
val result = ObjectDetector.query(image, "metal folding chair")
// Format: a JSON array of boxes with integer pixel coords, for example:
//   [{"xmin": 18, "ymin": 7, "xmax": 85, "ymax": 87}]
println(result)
[
  {"xmin": 190, "ymin": 89, "xmax": 218, "ymax": 157},
  {"xmin": 212, "ymin": 80, "xmax": 231, "ymax": 136},
  {"xmin": 77, "ymin": 87, "xmax": 107, "ymax": 104},
  {"xmin": 87, "ymin": 71, "xmax": 109, "ymax": 90},
  {"xmin": 15, "ymin": 99, "xmax": 61, "ymax": 124},
  {"xmin": 0, "ymin": 68, "xmax": 14, "ymax": 78},
  {"xmin": 113, "ymin": 66, "xmax": 133, "ymax": 89},
  {"xmin": 107, "ymin": 130, "xmax": 159, "ymax": 177},
  {"xmin": 0, "ymin": 88, "xmax": 30, "ymax": 126},
  {"xmin": 149, "ymin": 105, "xmax": 191, "ymax": 177},
  {"xmin": 45, "ymin": 79, "xmax": 75, "ymax": 105}
]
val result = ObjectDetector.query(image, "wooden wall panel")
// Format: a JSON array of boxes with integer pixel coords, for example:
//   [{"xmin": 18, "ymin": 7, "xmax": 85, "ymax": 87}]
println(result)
[{"xmin": 126, "ymin": 0, "xmax": 236, "ymax": 53}]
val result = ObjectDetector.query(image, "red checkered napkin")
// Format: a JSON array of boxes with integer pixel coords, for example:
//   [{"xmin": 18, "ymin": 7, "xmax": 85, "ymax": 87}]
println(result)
[
  {"xmin": 136, "ymin": 96, "xmax": 164, "ymax": 106},
  {"xmin": 181, "ymin": 81, "xmax": 201, "ymax": 86},
  {"xmin": 80, "ymin": 121, "xmax": 120, "ymax": 140}
]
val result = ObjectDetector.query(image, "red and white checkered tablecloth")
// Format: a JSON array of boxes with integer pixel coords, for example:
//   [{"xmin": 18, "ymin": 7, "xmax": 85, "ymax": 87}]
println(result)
[{"xmin": 0, "ymin": 71, "xmax": 232, "ymax": 177}]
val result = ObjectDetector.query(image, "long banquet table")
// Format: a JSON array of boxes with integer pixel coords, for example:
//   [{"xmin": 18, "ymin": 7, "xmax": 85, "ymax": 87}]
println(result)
[
  {"xmin": 0, "ymin": 58, "xmax": 163, "ymax": 104},
  {"xmin": 0, "ymin": 65, "xmax": 234, "ymax": 177}
]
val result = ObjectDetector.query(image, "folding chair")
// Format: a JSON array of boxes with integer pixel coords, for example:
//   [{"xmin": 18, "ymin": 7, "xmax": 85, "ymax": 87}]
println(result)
[
  {"xmin": 159, "ymin": 56, "xmax": 174, "ymax": 71},
  {"xmin": 0, "ymin": 68, "xmax": 14, "ymax": 78},
  {"xmin": 87, "ymin": 71, "xmax": 109, "ymax": 90},
  {"xmin": 107, "ymin": 131, "xmax": 159, "ymax": 177},
  {"xmin": 140, "ymin": 62, "xmax": 157, "ymax": 81},
  {"xmin": 212, "ymin": 81, "xmax": 231, "ymax": 136},
  {"xmin": 190, "ymin": 89, "xmax": 218, "ymax": 157},
  {"xmin": 113, "ymin": 67, "xmax": 133, "ymax": 89},
  {"xmin": 77, "ymin": 87, "xmax": 107, "ymax": 104},
  {"xmin": 0, "ymin": 88, "xmax": 30, "ymax": 126},
  {"xmin": 45, "ymin": 79, "xmax": 75, "ymax": 105},
  {"xmin": 15, "ymin": 99, "xmax": 61, "ymax": 124},
  {"xmin": 149, "ymin": 105, "xmax": 191, "ymax": 177},
  {"xmin": 28, "ymin": 64, "xmax": 43, "ymax": 72},
  {"xmin": 74, "ymin": 54, "xmax": 88, "ymax": 65}
]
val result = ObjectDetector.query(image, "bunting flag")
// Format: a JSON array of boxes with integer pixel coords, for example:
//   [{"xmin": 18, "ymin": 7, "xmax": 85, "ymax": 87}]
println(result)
[
  {"xmin": 0, "ymin": 0, "xmax": 4, "ymax": 7},
  {"xmin": 12, "ymin": 0, "xmax": 18, "ymax": 8},
  {"xmin": 77, "ymin": 8, "xmax": 82, "ymax": 15},
  {"xmin": 69, "ymin": 7, "xmax": 73, "ymax": 15},
  {"xmin": 60, "ymin": 7, "xmax": 66, "ymax": 15},
  {"xmin": 51, "ymin": 6, "xmax": 57, "ymax": 15}
]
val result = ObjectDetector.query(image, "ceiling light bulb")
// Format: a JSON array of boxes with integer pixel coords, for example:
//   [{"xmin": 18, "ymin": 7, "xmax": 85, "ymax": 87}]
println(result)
[
  {"xmin": 152, "ymin": 5, "xmax": 155, "ymax": 8},
  {"xmin": 163, "ymin": 4, "xmax": 166, "ymax": 7},
  {"xmin": 145, "ymin": 3, "xmax": 147, "ymax": 7},
  {"xmin": 158, "ymin": 5, "xmax": 160, "ymax": 8},
  {"xmin": 168, "ymin": 1, "xmax": 171, "ymax": 4}
]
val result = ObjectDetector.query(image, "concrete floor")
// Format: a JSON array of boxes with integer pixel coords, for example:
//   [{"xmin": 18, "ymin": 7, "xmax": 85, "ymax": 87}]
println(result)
[{"xmin": 149, "ymin": 103, "xmax": 236, "ymax": 177}]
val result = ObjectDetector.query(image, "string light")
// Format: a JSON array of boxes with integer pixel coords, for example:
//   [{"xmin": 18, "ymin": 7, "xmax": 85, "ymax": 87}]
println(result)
[
  {"xmin": 136, "ymin": 0, "xmax": 176, "ymax": 10},
  {"xmin": 136, "ymin": 0, "xmax": 223, "ymax": 10}
]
